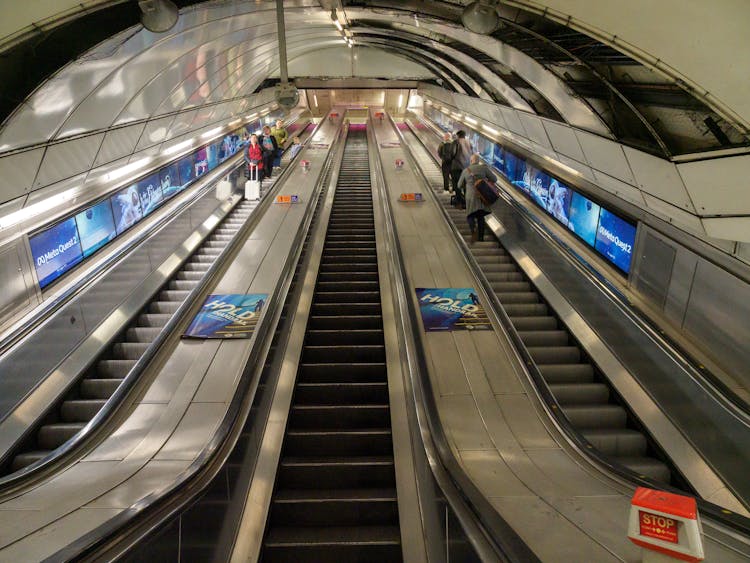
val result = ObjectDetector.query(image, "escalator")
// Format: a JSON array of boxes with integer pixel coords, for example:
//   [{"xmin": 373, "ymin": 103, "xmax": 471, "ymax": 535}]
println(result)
[
  {"xmin": 399, "ymin": 122, "xmax": 675, "ymax": 486},
  {"xmin": 261, "ymin": 126, "xmax": 402, "ymax": 562},
  {"xmin": 4, "ymin": 198, "xmax": 259, "ymax": 474}
]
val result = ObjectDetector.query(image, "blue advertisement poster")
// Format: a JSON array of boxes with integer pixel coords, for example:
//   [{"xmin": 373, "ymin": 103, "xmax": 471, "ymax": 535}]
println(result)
[
  {"xmin": 503, "ymin": 151, "xmax": 521, "ymax": 186},
  {"xmin": 110, "ymin": 185, "xmax": 144, "ymax": 235},
  {"xmin": 160, "ymin": 163, "xmax": 182, "ymax": 199},
  {"xmin": 492, "ymin": 143, "xmax": 504, "ymax": 172},
  {"xmin": 184, "ymin": 293, "xmax": 268, "ymax": 339},
  {"xmin": 177, "ymin": 154, "xmax": 195, "ymax": 188},
  {"xmin": 75, "ymin": 200, "xmax": 117, "ymax": 258},
  {"xmin": 529, "ymin": 169, "xmax": 550, "ymax": 208},
  {"xmin": 547, "ymin": 179, "xmax": 573, "ymax": 226},
  {"xmin": 476, "ymin": 134, "xmax": 494, "ymax": 162},
  {"xmin": 136, "ymin": 173, "xmax": 163, "ymax": 216},
  {"xmin": 206, "ymin": 143, "xmax": 219, "ymax": 171},
  {"xmin": 567, "ymin": 192, "xmax": 601, "ymax": 246},
  {"xmin": 415, "ymin": 288, "xmax": 491, "ymax": 331},
  {"xmin": 194, "ymin": 147, "xmax": 209, "ymax": 178},
  {"xmin": 29, "ymin": 217, "xmax": 84, "ymax": 289},
  {"xmin": 595, "ymin": 209, "xmax": 637, "ymax": 273}
]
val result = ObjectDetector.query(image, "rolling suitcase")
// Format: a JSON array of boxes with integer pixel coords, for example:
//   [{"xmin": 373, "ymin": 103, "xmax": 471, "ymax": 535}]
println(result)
[{"xmin": 245, "ymin": 164, "xmax": 261, "ymax": 200}]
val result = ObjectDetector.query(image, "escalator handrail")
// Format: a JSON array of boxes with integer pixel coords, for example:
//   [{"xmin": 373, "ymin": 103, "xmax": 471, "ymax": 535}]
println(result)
[
  {"xmin": 395, "ymin": 115, "xmax": 750, "ymax": 536},
  {"xmin": 0, "ymin": 114, "xmax": 316, "ymax": 492},
  {"xmin": 367, "ymin": 116, "xmax": 540, "ymax": 562},
  {"xmin": 44, "ymin": 113, "xmax": 347, "ymax": 562}
]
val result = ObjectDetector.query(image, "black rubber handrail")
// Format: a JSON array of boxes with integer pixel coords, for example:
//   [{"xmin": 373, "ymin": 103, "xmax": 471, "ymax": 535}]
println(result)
[
  {"xmin": 397, "ymin": 114, "xmax": 750, "ymax": 537},
  {"xmin": 368, "ymin": 115, "xmax": 540, "ymax": 562}
]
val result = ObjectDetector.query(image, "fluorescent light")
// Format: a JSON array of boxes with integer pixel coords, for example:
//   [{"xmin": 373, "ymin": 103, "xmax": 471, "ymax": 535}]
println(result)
[
  {"xmin": 0, "ymin": 187, "xmax": 78, "ymax": 230},
  {"xmin": 164, "ymin": 139, "xmax": 194, "ymax": 155},
  {"xmin": 398, "ymin": 94, "xmax": 403, "ymax": 107},
  {"xmin": 104, "ymin": 157, "xmax": 153, "ymax": 182},
  {"xmin": 347, "ymin": 42, "xmax": 352, "ymax": 48},
  {"xmin": 424, "ymin": 99, "xmax": 432, "ymax": 105},
  {"xmin": 440, "ymin": 108, "xmax": 449, "ymax": 114},
  {"xmin": 453, "ymin": 113, "xmax": 463, "ymax": 120},
  {"xmin": 481, "ymin": 124, "xmax": 499, "ymax": 135},
  {"xmin": 245, "ymin": 112, "xmax": 258, "ymax": 119},
  {"xmin": 228, "ymin": 119, "xmax": 242, "ymax": 126},
  {"xmin": 313, "ymin": 94, "xmax": 318, "ymax": 107},
  {"xmin": 543, "ymin": 155, "xmax": 582, "ymax": 176},
  {"xmin": 465, "ymin": 116, "xmax": 477, "ymax": 125},
  {"xmin": 201, "ymin": 127, "xmax": 222, "ymax": 139},
  {"xmin": 334, "ymin": 20, "xmax": 343, "ymax": 31}
]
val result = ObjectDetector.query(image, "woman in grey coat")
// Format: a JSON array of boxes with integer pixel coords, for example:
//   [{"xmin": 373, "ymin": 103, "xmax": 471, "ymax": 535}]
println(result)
[{"xmin": 458, "ymin": 154, "xmax": 498, "ymax": 242}]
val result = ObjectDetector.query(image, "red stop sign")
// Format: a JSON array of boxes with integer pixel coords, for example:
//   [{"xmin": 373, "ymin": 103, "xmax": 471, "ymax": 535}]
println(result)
[{"xmin": 639, "ymin": 511, "xmax": 678, "ymax": 544}]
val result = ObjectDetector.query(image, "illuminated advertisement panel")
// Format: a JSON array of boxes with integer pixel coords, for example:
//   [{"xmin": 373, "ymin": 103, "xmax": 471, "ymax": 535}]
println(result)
[
  {"xmin": 567, "ymin": 192, "xmax": 601, "ymax": 246},
  {"xmin": 136, "ymin": 173, "xmax": 163, "ymax": 216},
  {"xmin": 547, "ymin": 179, "xmax": 573, "ymax": 226},
  {"xmin": 29, "ymin": 218, "xmax": 83, "ymax": 289},
  {"xmin": 160, "ymin": 163, "xmax": 181, "ymax": 200},
  {"xmin": 595, "ymin": 208, "xmax": 637, "ymax": 273},
  {"xmin": 75, "ymin": 200, "xmax": 116, "ymax": 258},
  {"xmin": 177, "ymin": 154, "xmax": 195, "ymax": 188},
  {"xmin": 110, "ymin": 184, "xmax": 143, "ymax": 235}
]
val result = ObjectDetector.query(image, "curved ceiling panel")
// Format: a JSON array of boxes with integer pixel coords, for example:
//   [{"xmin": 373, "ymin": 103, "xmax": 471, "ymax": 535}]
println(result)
[{"xmin": 344, "ymin": 8, "xmax": 612, "ymax": 137}]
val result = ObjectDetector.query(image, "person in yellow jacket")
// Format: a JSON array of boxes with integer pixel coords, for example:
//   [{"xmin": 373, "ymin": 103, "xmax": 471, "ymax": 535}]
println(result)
[{"xmin": 271, "ymin": 120, "xmax": 288, "ymax": 147}]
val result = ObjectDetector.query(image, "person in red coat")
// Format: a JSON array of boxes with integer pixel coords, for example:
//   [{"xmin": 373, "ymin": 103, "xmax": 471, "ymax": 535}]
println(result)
[{"xmin": 245, "ymin": 134, "xmax": 264, "ymax": 182}]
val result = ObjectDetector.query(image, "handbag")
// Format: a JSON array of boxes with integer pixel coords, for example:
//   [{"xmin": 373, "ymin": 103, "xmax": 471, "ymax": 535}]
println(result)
[{"xmin": 475, "ymin": 178, "xmax": 499, "ymax": 206}]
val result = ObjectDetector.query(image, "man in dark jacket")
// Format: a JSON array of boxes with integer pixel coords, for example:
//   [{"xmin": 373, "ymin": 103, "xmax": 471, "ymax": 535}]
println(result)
[
  {"xmin": 259, "ymin": 125, "xmax": 278, "ymax": 179},
  {"xmin": 437, "ymin": 132, "xmax": 456, "ymax": 192},
  {"xmin": 450, "ymin": 130, "xmax": 472, "ymax": 207}
]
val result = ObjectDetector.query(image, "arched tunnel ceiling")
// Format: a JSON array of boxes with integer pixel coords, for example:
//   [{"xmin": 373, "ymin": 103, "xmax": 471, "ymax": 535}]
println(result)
[{"xmin": 0, "ymin": 0, "xmax": 748, "ymax": 157}]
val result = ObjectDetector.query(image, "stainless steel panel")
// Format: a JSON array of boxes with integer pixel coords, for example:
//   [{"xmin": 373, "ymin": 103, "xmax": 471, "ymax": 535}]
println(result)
[
  {"xmin": 623, "ymin": 146, "xmax": 695, "ymax": 212},
  {"xmin": 499, "ymin": 106, "xmax": 527, "ymax": 136},
  {"xmin": 635, "ymin": 231, "xmax": 676, "ymax": 308},
  {"xmin": 0, "ymin": 301, "xmax": 86, "ymax": 417},
  {"xmin": 642, "ymin": 193, "xmax": 706, "ymax": 236},
  {"xmin": 0, "ymin": 242, "xmax": 32, "ymax": 321},
  {"xmin": 0, "ymin": 148, "xmax": 45, "ymax": 205},
  {"xmin": 575, "ymin": 129, "xmax": 636, "ymax": 185},
  {"xmin": 678, "ymin": 154, "xmax": 750, "ymax": 215},
  {"xmin": 664, "ymin": 244, "xmax": 698, "ymax": 327},
  {"xmin": 683, "ymin": 259, "xmax": 750, "ymax": 382},
  {"xmin": 517, "ymin": 113, "xmax": 552, "ymax": 149},
  {"xmin": 592, "ymin": 169, "xmax": 646, "ymax": 206},
  {"xmin": 542, "ymin": 120, "xmax": 587, "ymax": 162},
  {"xmin": 135, "ymin": 116, "xmax": 176, "ymax": 152},
  {"xmin": 93, "ymin": 124, "xmax": 146, "ymax": 167},
  {"xmin": 34, "ymin": 134, "xmax": 105, "ymax": 189}
]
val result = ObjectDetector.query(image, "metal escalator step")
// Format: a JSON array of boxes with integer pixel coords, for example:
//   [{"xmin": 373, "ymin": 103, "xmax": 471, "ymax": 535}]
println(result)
[
  {"xmin": 295, "ymin": 382, "xmax": 389, "ymax": 405},
  {"xmin": 518, "ymin": 330, "xmax": 569, "ymax": 347},
  {"xmin": 80, "ymin": 378, "xmax": 123, "ymax": 399},
  {"xmin": 316, "ymin": 281, "xmax": 379, "ymax": 291},
  {"xmin": 311, "ymin": 303, "xmax": 382, "ymax": 316},
  {"xmin": 168, "ymin": 280, "xmax": 199, "ymax": 291},
  {"xmin": 484, "ymin": 271, "xmax": 523, "ymax": 282},
  {"xmin": 278, "ymin": 457, "xmax": 396, "ymax": 489},
  {"xmin": 270, "ymin": 489, "xmax": 398, "ymax": 527},
  {"xmin": 482, "ymin": 262, "xmax": 519, "ymax": 273},
  {"xmin": 111, "ymin": 342, "xmax": 150, "ymax": 360},
  {"xmin": 149, "ymin": 301, "xmax": 181, "ymax": 314},
  {"xmin": 539, "ymin": 364, "xmax": 595, "ymax": 383},
  {"xmin": 582, "ymin": 429, "xmax": 647, "ymax": 457},
  {"xmin": 97, "ymin": 359, "xmax": 137, "ymax": 378},
  {"xmin": 190, "ymin": 254, "xmax": 217, "ymax": 264},
  {"xmin": 126, "ymin": 327, "xmax": 161, "ymax": 342},
  {"xmin": 176, "ymin": 271, "xmax": 204, "ymax": 281},
  {"xmin": 285, "ymin": 430, "xmax": 392, "ymax": 457},
  {"xmin": 60, "ymin": 399, "xmax": 107, "ymax": 422},
  {"xmin": 38, "ymin": 422, "xmax": 86, "ymax": 449},
  {"xmin": 548, "ymin": 382, "xmax": 610, "ymax": 405},
  {"xmin": 511, "ymin": 316, "xmax": 557, "ymax": 331},
  {"xmin": 562, "ymin": 404, "xmax": 627, "ymax": 428},
  {"xmin": 305, "ymin": 330, "xmax": 384, "ymax": 346},
  {"xmin": 321, "ymin": 254, "xmax": 377, "ymax": 264},
  {"xmin": 319, "ymin": 262, "xmax": 378, "ymax": 272},
  {"xmin": 302, "ymin": 345, "xmax": 385, "ymax": 364},
  {"xmin": 159, "ymin": 289, "xmax": 190, "ymax": 301},
  {"xmin": 289, "ymin": 405, "xmax": 390, "ymax": 429},
  {"xmin": 183, "ymin": 262, "xmax": 211, "ymax": 272},
  {"xmin": 502, "ymin": 303, "xmax": 548, "ymax": 316},
  {"xmin": 617, "ymin": 457, "xmax": 671, "ymax": 483},
  {"xmin": 10, "ymin": 451, "xmax": 48, "ymax": 472},
  {"xmin": 318, "ymin": 272, "xmax": 379, "ymax": 282},
  {"xmin": 298, "ymin": 361, "xmax": 386, "ymax": 383},
  {"xmin": 492, "ymin": 281, "xmax": 531, "ymax": 292},
  {"xmin": 495, "ymin": 291, "xmax": 539, "ymax": 304},
  {"xmin": 528, "ymin": 346, "xmax": 581, "ymax": 364},
  {"xmin": 137, "ymin": 313, "xmax": 172, "ymax": 327},
  {"xmin": 313, "ymin": 292, "xmax": 380, "ymax": 304},
  {"xmin": 308, "ymin": 315, "xmax": 383, "ymax": 330}
]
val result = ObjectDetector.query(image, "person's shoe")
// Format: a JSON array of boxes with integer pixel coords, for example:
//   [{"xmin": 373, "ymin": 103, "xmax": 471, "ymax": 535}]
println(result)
[{"xmin": 471, "ymin": 229, "xmax": 478, "ymax": 243}]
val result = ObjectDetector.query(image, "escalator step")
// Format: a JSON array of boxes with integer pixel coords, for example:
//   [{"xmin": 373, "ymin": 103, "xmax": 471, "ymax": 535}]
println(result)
[
  {"xmin": 38, "ymin": 422, "xmax": 86, "ymax": 449},
  {"xmin": 111, "ymin": 342, "xmax": 150, "ymax": 360},
  {"xmin": 80, "ymin": 378, "xmax": 123, "ymax": 399},
  {"xmin": 308, "ymin": 315, "xmax": 383, "ymax": 330},
  {"xmin": 137, "ymin": 313, "xmax": 172, "ymax": 327},
  {"xmin": 518, "ymin": 330, "xmax": 569, "ymax": 347},
  {"xmin": 302, "ymin": 345, "xmax": 385, "ymax": 364},
  {"xmin": 548, "ymin": 383, "xmax": 610, "ymax": 405},
  {"xmin": 60, "ymin": 399, "xmax": 107, "ymax": 422},
  {"xmin": 97, "ymin": 359, "xmax": 137, "ymax": 378},
  {"xmin": 583, "ymin": 429, "xmax": 647, "ymax": 457},
  {"xmin": 528, "ymin": 346, "xmax": 581, "ymax": 364},
  {"xmin": 298, "ymin": 363, "xmax": 387, "ymax": 383},
  {"xmin": 285, "ymin": 430, "xmax": 393, "ymax": 457},
  {"xmin": 313, "ymin": 292, "xmax": 380, "ymax": 304},
  {"xmin": 289, "ymin": 405, "xmax": 390, "ymax": 429},
  {"xmin": 305, "ymin": 330, "xmax": 384, "ymax": 346},
  {"xmin": 495, "ymin": 292, "xmax": 539, "ymax": 304},
  {"xmin": 511, "ymin": 316, "xmax": 557, "ymax": 331},
  {"xmin": 539, "ymin": 364, "xmax": 595, "ymax": 383},
  {"xmin": 617, "ymin": 457, "xmax": 671, "ymax": 483},
  {"xmin": 126, "ymin": 327, "xmax": 162, "ymax": 342},
  {"xmin": 10, "ymin": 451, "xmax": 48, "ymax": 472},
  {"xmin": 562, "ymin": 404, "xmax": 627, "ymax": 429},
  {"xmin": 278, "ymin": 457, "xmax": 396, "ymax": 489},
  {"xmin": 270, "ymin": 489, "xmax": 398, "ymax": 527}
]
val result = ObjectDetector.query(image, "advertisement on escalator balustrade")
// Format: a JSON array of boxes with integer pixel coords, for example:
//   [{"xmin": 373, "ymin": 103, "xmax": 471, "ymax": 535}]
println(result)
[
  {"xmin": 183, "ymin": 293, "xmax": 267, "ymax": 339},
  {"xmin": 415, "ymin": 288, "xmax": 491, "ymax": 331}
]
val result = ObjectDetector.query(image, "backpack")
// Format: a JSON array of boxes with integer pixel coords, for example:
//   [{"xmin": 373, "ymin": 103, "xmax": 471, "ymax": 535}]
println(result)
[{"xmin": 439, "ymin": 140, "xmax": 457, "ymax": 163}]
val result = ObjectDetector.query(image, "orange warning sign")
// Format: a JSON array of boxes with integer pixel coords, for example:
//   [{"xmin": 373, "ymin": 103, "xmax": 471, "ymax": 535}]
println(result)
[{"xmin": 399, "ymin": 192, "xmax": 423, "ymax": 202}]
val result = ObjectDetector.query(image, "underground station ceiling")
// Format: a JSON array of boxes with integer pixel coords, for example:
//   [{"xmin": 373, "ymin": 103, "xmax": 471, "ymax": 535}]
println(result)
[{"xmin": 0, "ymin": 0, "xmax": 747, "ymax": 159}]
